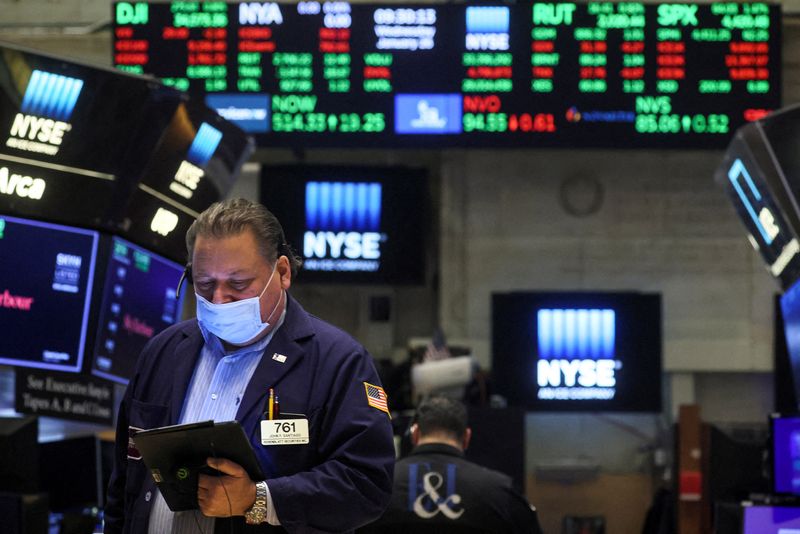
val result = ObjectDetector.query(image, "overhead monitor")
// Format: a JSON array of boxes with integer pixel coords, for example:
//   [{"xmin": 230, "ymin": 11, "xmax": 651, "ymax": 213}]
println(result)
[
  {"xmin": 0, "ymin": 416, "xmax": 38, "ymax": 493},
  {"xmin": 0, "ymin": 215, "xmax": 98, "ymax": 373},
  {"xmin": 91, "ymin": 237, "xmax": 185, "ymax": 384},
  {"xmin": 112, "ymin": 1, "xmax": 781, "ymax": 149},
  {"xmin": 261, "ymin": 165, "xmax": 428, "ymax": 284},
  {"xmin": 114, "ymin": 99, "xmax": 254, "ymax": 262},
  {"xmin": 715, "ymin": 104, "xmax": 800, "ymax": 289},
  {"xmin": 492, "ymin": 291, "xmax": 662, "ymax": 412},
  {"xmin": 770, "ymin": 413, "xmax": 800, "ymax": 496},
  {"xmin": 780, "ymin": 279, "xmax": 800, "ymax": 412},
  {"xmin": 742, "ymin": 505, "xmax": 800, "ymax": 534},
  {"xmin": 0, "ymin": 41, "xmax": 183, "ymax": 229}
]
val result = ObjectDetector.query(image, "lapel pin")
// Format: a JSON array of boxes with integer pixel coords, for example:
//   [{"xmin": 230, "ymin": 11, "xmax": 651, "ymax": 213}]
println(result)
[{"xmin": 272, "ymin": 353, "xmax": 287, "ymax": 363}]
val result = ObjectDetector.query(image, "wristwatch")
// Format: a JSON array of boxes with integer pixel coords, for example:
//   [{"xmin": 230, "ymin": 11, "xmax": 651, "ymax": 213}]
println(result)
[{"xmin": 244, "ymin": 480, "xmax": 268, "ymax": 525}]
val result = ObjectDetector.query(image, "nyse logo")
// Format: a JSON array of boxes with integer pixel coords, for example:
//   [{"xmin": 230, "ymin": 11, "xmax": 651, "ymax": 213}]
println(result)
[
  {"xmin": 536, "ymin": 308, "xmax": 619, "ymax": 400},
  {"xmin": 170, "ymin": 161, "xmax": 203, "ymax": 200},
  {"xmin": 150, "ymin": 208, "xmax": 179, "ymax": 236},
  {"xmin": 465, "ymin": 6, "xmax": 510, "ymax": 51},
  {"xmin": 0, "ymin": 166, "xmax": 46, "ymax": 200},
  {"xmin": 168, "ymin": 123, "xmax": 222, "ymax": 200},
  {"xmin": 304, "ymin": 231, "xmax": 381, "ymax": 259},
  {"xmin": 6, "ymin": 70, "xmax": 83, "ymax": 157},
  {"xmin": 302, "ymin": 182, "xmax": 384, "ymax": 272}
]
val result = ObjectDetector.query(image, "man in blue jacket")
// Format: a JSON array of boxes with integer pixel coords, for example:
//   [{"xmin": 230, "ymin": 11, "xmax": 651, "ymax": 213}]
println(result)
[{"xmin": 105, "ymin": 199, "xmax": 395, "ymax": 533}]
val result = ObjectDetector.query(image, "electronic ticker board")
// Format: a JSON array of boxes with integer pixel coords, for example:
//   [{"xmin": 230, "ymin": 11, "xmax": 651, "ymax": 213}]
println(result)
[{"xmin": 113, "ymin": 1, "xmax": 781, "ymax": 148}]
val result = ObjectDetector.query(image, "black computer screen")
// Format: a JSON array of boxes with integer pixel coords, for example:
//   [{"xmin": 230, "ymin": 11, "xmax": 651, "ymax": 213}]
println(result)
[
  {"xmin": 780, "ymin": 280, "xmax": 800, "ymax": 411},
  {"xmin": 492, "ymin": 291, "xmax": 662, "ymax": 411},
  {"xmin": 770, "ymin": 413, "xmax": 800, "ymax": 496},
  {"xmin": 261, "ymin": 165, "xmax": 428, "ymax": 284},
  {"xmin": 0, "ymin": 42, "xmax": 182, "ymax": 229},
  {"xmin": 0, "ymin": 416, "xmax": 38, "ymax": 493},
  {"xmin": 91, "ymin": 237, "xmax": 185, "ymax": 384},
  {"xmin": 0, "ymin": 215, "xmax": 98, "ymax": 373}
]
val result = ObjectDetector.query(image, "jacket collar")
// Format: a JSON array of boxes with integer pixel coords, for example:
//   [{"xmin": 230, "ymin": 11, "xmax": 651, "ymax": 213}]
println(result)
[
  {"xmin": 409, "ymin": 442, "xmax": 466, "ymax": 458},
  {"xmin": 167, "ymin": 293, "xmax": 316, "ymax": 424},
  {"xmin": 235, "ymin": 293, "xmax": 315, "ymax": 422}
]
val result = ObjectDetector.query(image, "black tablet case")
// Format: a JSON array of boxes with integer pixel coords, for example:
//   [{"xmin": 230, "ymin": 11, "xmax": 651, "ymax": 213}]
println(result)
[{"xmin": 133, "ymin": 420, "xmax": 264, "ymax": 511}]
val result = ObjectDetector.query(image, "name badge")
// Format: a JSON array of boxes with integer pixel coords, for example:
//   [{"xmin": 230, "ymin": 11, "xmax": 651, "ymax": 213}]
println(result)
[{"xmin": 260, "ymin": 418, "xmax": 310, "ymax": 445}]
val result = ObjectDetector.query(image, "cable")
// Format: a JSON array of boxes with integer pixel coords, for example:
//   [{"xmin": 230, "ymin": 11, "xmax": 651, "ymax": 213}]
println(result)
[{"xmin": 209, "ymin": 441, "xmax": 234, "ymax": 534}]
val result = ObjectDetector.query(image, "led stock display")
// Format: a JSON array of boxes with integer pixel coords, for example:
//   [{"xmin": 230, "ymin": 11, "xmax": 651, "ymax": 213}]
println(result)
[
  {"xmin": 492, "ymin": 291, "xmax": 662, "ymax": 412},
  {"xmin": 261, "ymin": 166, "xmax": 427, "ymax": 284},
  {"xmin": 113, "ymin": 1, "xmax": 780, "ymax": 148},
  {"xmin": 0, "ymin": 215, "xmax": 98, "ymax": 373},
  {"xmin": 91, "ymin": 237, "xmax": 185, "ymax": 384}
]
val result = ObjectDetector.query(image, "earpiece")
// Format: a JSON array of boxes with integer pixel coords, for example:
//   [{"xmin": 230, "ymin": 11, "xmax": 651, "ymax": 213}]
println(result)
[{"xmin": 176, "ymin": 263, "xmax": 193, "ymax": 295}]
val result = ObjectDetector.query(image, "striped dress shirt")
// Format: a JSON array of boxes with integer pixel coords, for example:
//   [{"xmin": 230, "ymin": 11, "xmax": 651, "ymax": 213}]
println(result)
[{"xmin": 147, "ymin": 311, "xmax": 284, "ymax": 534}]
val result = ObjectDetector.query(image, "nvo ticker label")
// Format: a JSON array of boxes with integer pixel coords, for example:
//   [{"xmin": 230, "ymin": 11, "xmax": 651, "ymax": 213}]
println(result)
[
  {"xmin": 536, "ymin": 308, "xmax": 620, "ymax": 400},
  {"xmin": 303, "ymin": 181, "xmax": 384, "ymax": 272},
  {"xmin": 7, "ymin": 70, "xmax": 83, "ymax": 156}
]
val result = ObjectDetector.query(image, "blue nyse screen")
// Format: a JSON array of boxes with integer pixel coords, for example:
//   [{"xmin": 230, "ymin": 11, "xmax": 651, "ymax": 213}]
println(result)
[
  {"xmin": 261, "ymin": 166, "xmax": 427, "ymax": 284},
  {"xmin": 0, "ymin": 215, "xmax": 98, "ymax": 373},
  {"xmin": 492, "ymin": 292, "xmax": 662, "ymax": 411}
]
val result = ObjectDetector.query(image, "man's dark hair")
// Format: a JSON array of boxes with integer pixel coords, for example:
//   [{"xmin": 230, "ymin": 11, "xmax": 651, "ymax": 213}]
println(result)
[
  {"xmin": 414, "ymin": 395, "xmax": 468, "ymax": 441},
  {"xmin": 186, "ymin": 198, "xmax": 302, "ymax": 276}
]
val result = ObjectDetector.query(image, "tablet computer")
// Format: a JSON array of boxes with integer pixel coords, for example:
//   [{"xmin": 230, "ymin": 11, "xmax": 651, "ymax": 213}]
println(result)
[{"xmin": 133, "ymin": 420, "xmax": 265, "ymax": 511}]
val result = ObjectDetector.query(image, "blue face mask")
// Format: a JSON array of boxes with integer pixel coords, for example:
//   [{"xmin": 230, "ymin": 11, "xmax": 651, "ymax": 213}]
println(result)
[{"xmin": 195, "ymin": 263, "xmax": 282, "ymax": 345}]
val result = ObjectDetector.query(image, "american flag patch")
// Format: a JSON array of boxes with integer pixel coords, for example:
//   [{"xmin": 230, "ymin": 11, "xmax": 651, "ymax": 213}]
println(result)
[{"xmin": 364, "ymin": 382, "xmax": 390, "ymax": 416}]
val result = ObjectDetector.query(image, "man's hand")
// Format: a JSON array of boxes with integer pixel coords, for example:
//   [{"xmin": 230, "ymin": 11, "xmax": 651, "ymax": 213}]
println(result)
[{"xmin": 197, "ymin": 457, "xmax": 257, "ymax": 517}]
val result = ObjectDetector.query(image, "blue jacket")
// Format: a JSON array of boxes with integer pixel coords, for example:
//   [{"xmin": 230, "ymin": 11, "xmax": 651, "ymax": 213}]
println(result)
[{"xmin": 105, "ymin": 295, "xmax": 395, "ymax": 534}]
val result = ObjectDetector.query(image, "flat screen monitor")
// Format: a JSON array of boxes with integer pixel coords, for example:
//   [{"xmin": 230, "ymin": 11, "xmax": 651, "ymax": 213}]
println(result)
[
  {"xmin": 39, "ymin": 436, "xmax": 113, "ymax": 510},
  {"xmin": 115, "ymin": 99, "xmax": 254, "ymax": 262},
  {"xmin": 0, "ymin": 215, "xmax": 98, "ymax": 372},
  {"xmin": 492, "ymin": 291, "xmax": 662, "ymax": 412},
  {"xmin": 91, "ymin": 237, "xmax": 185, "ymax": 384},
  {"xmin": 770, "ymin": 413, "xmax": 800, "ymax": 496},
  {"xmin": 0, "ymin": 416, "xmax": 38, "ymax": 493},
  {"xmin": 715, "ymin": 105, "xmax": 800, "ymax": 290},
  {"xmin": 112, "ymin": 1, "xmax": 781, "ymax": 149},
  {"xmin": 781, "ymin": 280, "xmax": 800, "ymax": 412},
  {"xmin": 0, "ymin": 42, "xmax": 182, "ymax": 229},
  {"xmin": 261, "ymin": 165, "xmax": 428, "ymax": 284},
  {"xmin": 742, "ymin": 505, "xmax": 800, "ymax": 533}
]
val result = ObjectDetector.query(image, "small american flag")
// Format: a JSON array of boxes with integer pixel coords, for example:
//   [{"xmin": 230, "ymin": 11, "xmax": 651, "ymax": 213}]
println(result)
[{"xmin": 364, "ymin": 382, "xmax": 390, "ymax": 416}]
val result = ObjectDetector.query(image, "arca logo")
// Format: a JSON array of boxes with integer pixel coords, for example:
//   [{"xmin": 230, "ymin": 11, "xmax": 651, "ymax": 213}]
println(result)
[
  {"xmin": 150, "ymin": 208, "xmax": 179, "ymax": 236},
  {"xmin": 303, "ymin": 181, "xmax": 383, "ymax": 260},
  {"xmin": 7, "ymin": 70, "xmax": 83, "ymax": 156},
  {"xmin": 0, "ymin": 166, "xmax": 46, "ymax": 200}
]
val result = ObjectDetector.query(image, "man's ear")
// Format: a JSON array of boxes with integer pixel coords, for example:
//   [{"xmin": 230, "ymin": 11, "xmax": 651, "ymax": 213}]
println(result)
[
  {"xmin": 463, "ymin": 427, "xmax": 472, "ymax": 451},
  {"xmin": 278, "ymin": 255, "xmax": 292, "ymax": 289},
  {"xmin": 410, "ymin": 423, "xmax": 421, "ymax": 446}
]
